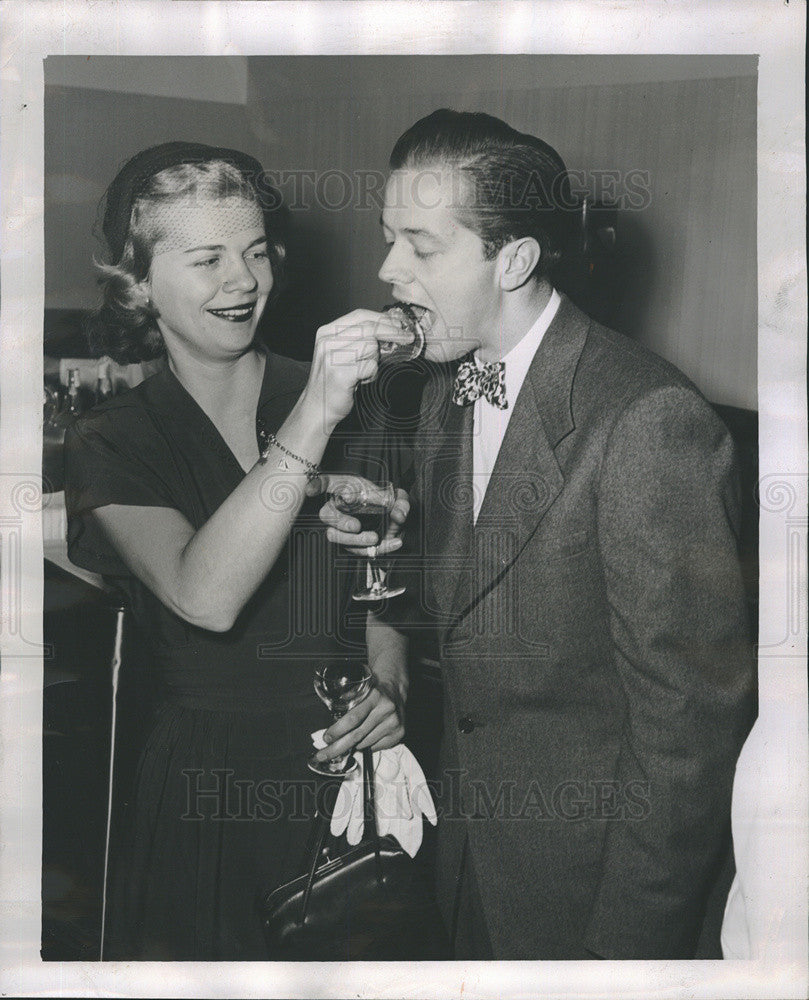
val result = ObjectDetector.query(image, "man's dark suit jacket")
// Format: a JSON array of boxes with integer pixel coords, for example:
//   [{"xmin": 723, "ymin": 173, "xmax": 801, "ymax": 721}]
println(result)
[{"xmin": 389, "ymin": 295, "xmax": 756, "ymax": 959}]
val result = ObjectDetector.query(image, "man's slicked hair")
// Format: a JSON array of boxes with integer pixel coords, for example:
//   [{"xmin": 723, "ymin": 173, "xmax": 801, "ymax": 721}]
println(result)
[{"xmin": 389, "ymin": 109, "xmax": 577, "ymax": 279}]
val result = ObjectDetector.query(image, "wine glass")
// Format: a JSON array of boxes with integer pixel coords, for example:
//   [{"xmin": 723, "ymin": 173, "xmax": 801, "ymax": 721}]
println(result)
[
  {"xmin": 333, "ymin": 480, "xmax": 405, "ymax": 602},
  {"xmin": 308, "ymin": 659, "xmax": 374, "ymax": 776}
]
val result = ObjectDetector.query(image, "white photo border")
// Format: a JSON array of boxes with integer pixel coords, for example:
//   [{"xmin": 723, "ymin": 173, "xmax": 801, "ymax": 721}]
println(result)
[{"xmin": 1, "ymin": 2, "xmax": 806, "ymax": 998}]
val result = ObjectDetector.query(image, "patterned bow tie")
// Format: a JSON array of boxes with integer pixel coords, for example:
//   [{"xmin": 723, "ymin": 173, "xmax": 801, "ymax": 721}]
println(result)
[{"xmin": 452, "ymin": 357, "xmax": 508, "ymax": 409}]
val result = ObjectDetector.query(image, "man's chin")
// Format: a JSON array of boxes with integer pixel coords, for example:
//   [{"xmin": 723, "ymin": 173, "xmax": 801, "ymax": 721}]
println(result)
[{"xmin": 424, "ymin": 341, "xmax": 478, "ymax": 364}]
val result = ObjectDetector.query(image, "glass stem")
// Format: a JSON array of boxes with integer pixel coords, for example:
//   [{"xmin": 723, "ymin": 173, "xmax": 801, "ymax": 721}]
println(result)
[{"xmin": 368, "ymin": 560, "xmax": 386, "ymax": 597}]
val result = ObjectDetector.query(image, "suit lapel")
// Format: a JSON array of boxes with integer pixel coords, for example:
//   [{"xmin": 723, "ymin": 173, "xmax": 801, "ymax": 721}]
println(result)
[
  {"xmin": 451, "ymin": 295, "xmax": 591, "ymax": 622},
  {"xmin": 420, "ymin": 378, "xmax": 474, "ymax": 625},
  {"xmin": 412, "ymin": 363, "xmax": 452, "ymax": 519}
]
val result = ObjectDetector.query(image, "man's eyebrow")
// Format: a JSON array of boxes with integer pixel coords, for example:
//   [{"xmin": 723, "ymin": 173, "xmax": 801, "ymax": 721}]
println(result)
[
  {"xmin": 378, "ymin": 216, "xmax": 441, "ymax": 240},
  {"xmin": 404, "ymin": 227, "xmax": 441, "ymax": 239},
  {"xmin": 183, "ymin": 235, "xmax": 267, "ymax": 254}
]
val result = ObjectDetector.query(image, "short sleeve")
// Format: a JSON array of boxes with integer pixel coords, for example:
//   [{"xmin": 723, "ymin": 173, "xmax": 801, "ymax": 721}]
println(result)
[{"xmin": 64, "ymin": 407, "xmax": 177, "ymax": 576}]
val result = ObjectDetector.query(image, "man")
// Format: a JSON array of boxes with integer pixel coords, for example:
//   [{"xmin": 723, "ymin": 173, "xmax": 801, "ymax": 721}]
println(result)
[{"xmin": 317, "ymin": 109, "xmax": 756, "ymax": 960}]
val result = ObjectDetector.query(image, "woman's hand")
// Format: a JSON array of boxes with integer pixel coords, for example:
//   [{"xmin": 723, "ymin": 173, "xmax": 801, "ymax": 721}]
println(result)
[
  {"xmin": 308, "ymin": 474, "xmax": 410, "ymax": 555},
  {"xmin": 301, "ymin": 310, "xmax": 415, "ymax": 431}
]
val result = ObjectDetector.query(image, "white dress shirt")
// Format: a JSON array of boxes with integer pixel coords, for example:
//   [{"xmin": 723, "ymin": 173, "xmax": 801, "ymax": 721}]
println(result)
[{"xmin": 472, "ymin": 289, "xmax": 561, "ymax": 522}]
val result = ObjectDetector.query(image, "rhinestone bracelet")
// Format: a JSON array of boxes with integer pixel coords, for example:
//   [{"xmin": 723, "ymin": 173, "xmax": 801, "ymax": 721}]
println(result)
[{"xmin": 259, "ymin": 431, "xmax": 321, "ymax": 482}]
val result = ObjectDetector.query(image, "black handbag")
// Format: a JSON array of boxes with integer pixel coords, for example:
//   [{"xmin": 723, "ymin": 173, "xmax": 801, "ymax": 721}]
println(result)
[{"xmin": 258, "ymin": 749, "xmax": 450, "ymax": 960}]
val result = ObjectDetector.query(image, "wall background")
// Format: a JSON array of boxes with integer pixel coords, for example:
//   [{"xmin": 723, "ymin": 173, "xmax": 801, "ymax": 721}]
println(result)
[{"xmin": 44, "ymin": 54, "xmax": 757, "ymax": 409}]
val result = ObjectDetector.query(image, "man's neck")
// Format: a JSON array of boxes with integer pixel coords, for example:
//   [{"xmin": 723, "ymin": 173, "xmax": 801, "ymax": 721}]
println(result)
[{"xmin": 477, "ymin": 280, "xmax": 554, "ymax": 363}]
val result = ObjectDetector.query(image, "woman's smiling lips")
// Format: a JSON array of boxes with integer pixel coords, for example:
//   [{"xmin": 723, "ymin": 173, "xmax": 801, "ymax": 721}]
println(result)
[{"xmin": 207, "ymin": 303, "xmax": 256, "ymax": 322}]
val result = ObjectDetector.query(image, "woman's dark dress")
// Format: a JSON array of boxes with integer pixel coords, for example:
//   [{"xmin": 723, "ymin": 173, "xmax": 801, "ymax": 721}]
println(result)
[{"xmin": 64, "ymin": 351, "xmax": 355, "ymax": 960}]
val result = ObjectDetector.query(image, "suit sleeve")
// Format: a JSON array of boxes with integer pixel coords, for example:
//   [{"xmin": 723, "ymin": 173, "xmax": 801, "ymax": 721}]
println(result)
[
  {"xmin": 583, "ymin": 385, "xmax": 756, "ymax": 959},
  {"xmin": 368, "ymin": 372, "xmax": 437, "ymax": 635}
]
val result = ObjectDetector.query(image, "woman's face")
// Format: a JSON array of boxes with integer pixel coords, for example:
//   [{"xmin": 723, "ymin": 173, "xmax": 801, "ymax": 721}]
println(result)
[{"xmin": 143, "ymin": 196, "xmax": 273, "ymax": 363}]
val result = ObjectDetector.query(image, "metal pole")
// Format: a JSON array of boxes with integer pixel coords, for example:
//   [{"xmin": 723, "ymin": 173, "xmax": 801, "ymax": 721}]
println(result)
[{"xmin": 99, "ymin": 606, "xmax": 124, "ymax": 961}]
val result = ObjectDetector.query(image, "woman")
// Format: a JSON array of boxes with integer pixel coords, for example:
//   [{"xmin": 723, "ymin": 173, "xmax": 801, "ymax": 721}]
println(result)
[{"xmin": 64, "ymin": 142, "xmax": 410, "ymax": 959}]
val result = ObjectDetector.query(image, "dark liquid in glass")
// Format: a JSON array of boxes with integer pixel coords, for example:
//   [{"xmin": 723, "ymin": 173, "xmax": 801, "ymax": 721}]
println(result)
[{"xmin": 337, "ymin": 500, "xmax": 388, "ymax": 540}]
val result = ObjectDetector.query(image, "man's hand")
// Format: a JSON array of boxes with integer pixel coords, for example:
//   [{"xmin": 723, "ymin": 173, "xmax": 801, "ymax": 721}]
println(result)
[
  {"xmin": 311, "ymin": 612, "xmax": 409, "ymax": 762},
  {"xmin": 307, "ymin": 474, "xmax": 410, "ymax": 556},
  {"xmin": 310, "ymin": 679, "xmax": 405, "ymax": 764}
]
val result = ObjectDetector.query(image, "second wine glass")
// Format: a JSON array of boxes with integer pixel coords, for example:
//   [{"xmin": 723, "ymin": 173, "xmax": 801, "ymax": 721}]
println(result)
[
  {"xmin": 308, "ymin": 659, "xmax": 374, "ymax": 776},
  {"xmin": 333, "ymin": 481, "xmax": 405, "ymax": 601}
]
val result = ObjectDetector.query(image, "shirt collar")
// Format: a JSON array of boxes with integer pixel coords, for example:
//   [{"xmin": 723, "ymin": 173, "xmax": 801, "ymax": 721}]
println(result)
[{"xmin": 473, "ymin": 287, "xmax": 561, "ymax": 408}]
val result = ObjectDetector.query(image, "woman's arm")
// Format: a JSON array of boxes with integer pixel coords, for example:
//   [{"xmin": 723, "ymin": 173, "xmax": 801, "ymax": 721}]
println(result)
[
  {"xmin": 89, "ymin": 310, "xmax": 412, "ymax": 631},
  {"xmin": 90, "ymin": 389, "xmax": 330, "ymax": 631}
]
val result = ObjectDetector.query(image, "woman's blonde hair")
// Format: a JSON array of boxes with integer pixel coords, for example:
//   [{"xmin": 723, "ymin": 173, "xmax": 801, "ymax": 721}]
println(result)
[{"xmin": 90, "ymin": 158, "xmax": 286, "ymax": 363}]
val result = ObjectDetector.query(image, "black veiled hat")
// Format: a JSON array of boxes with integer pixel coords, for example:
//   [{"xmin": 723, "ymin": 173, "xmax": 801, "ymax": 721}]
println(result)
[{"xmin": 102, "ymin": 141, "xmax": 272, "ymax": 263}]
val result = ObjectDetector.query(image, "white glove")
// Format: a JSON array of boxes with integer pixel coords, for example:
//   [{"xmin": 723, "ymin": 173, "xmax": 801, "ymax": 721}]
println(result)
[{"xmin": 310, "ymin": 731, "xmax": 437, "ymax": 858}]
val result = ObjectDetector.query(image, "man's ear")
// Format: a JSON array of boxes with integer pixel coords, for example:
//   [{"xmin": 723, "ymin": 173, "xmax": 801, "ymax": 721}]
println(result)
[{"xmin": 497, "ymin": 237, "xmax": 541, "ymax": 291}]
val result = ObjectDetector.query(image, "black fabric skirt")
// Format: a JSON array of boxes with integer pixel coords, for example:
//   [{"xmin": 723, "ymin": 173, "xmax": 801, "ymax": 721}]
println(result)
[{"xmin": 105, "ymin": 690, "xmax": 329, "ymax": 960}]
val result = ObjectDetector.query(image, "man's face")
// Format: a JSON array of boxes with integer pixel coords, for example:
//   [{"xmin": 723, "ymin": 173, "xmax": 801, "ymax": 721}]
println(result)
[{"xmin": 379, "ymin": 167, "xmax": 502, "ymax": 363}]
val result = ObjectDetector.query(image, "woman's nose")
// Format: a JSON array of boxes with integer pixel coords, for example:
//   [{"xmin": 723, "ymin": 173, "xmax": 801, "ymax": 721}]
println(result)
[
  {"xmin": 378, "ymin": 243, "xmax": 412, "ymax": 286},
  {"xmin": 222, "ymin": 255, "xmax": 258, "ymax": 293}
]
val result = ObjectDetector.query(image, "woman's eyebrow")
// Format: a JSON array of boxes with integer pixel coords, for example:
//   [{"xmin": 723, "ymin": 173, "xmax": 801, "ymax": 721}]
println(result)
[{"xmin": 183, "ymin": 236, "xmax": 267, "ymax": 254}]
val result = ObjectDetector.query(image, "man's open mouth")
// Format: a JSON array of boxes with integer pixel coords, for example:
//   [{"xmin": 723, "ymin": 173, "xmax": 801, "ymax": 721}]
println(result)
[
  {"xmin": 393, "ymin": 301, "xmax": 434, "ymax": 334},
  {"xmin": 207, "ymin": 303, "xmax": 256, "ymax": 322}
]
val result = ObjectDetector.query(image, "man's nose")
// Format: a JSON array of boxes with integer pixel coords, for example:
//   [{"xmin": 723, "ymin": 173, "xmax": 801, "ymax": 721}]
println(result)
[
  {"xmin": 378, "ymin": 243, "xmax": 412, "ymax": 286},
  {"xmin": 222, "ymin": 255, "xmax": 258, "ymax": 293}
]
